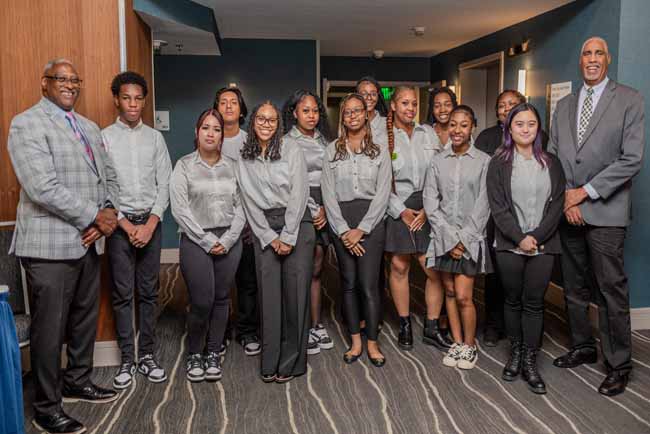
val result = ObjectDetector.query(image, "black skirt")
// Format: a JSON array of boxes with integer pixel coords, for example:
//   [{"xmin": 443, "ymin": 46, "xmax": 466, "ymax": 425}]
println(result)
[
  {"xmin": 385, "ymin": 191, "xmax": 430, "ymax": 254},
  {"xmin": 310, "ymin": 186, "xmax": 330, "ymax": 247},
  {"xmin": 432, "ymin": 244, "xmax": 492, "ymax": 277}
]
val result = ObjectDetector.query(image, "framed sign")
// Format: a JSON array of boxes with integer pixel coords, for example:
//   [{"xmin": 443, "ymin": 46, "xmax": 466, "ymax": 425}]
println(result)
[{"xmin": 546, "ymin": 81, "xmax": 572, "ymax": 131}]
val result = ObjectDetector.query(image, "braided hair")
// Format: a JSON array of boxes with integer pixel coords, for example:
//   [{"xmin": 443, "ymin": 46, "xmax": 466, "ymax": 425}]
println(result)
[
  {"xmin": 385, "ymin": 86, "xmax": 417, "ymax": 191},
  {"xmin": 240, "ymin": 101, "xmax": 284, "ymax": 161},
  {"xmin": 332, "ymin": 93, "xmax": 380, "ymax": 162}
]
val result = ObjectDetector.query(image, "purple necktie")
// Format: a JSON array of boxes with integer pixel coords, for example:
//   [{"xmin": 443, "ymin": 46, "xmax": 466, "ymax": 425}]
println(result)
[{"xmin": 65, "ymin": 111, "xmax": 95, "ymax": 163}]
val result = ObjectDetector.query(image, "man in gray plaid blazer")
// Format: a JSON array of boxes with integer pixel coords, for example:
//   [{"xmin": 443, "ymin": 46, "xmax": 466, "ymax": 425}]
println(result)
[{"xmin": 8, "ymin": 58, "xmax": 120, "ymax": 434}]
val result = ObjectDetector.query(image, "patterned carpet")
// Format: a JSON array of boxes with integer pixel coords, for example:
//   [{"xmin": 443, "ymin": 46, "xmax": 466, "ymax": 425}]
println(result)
[{"xmin": 23, "ymin": 251, "xmax": 650, "ymax": 434}]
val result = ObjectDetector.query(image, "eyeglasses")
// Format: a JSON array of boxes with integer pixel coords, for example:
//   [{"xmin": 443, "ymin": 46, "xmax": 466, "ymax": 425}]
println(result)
[
  {"xmin": 359, "ymin": 92, "xmax": 378, "ymax": 99},
  {"xmin": 343, "ymin": 108, "xmax": 365, "ymax": 118},
  {"xmin": 255, "ymin": 116, "xmax": 278, "ymax": 126},
  {"xmin": 44, "ymin": 75, "xmax": 83, "ymax": 86}
]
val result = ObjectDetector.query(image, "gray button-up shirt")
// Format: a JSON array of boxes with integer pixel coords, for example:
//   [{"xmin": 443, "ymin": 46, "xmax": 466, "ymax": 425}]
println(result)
[
  {"xmin": 321, "ymin": 140, "xmax": 392, "ymax": 236},
  {"xmin": 423, "ymin": 144, "xmax": 491, "ymax": 270},
  {"xmin": 283, "ymin": 126, "xmax": 328, "ymax": 217},
  {"xmin": 421, "ymin": 123, "xmax": 453, "ymax": 150},
  {"xmin": 376, "ymin": 123, "xmax": 444, "ymax": 218},
  {"xmin": 510, "ymin": 151, "xmax": 551, "ymax": 255},
  {"xmin": 101, "ymin": 118, "xmax": 172, "ymax": 220},
  {"xmin": 170, "ymin": 151, "xmax": 245, "ymax": 253},
  {"xmin": 369, "ymin": 113, "xmax": 387, "ymax": 138},
  {"xmin": 235, "ymin": 142, "xmax": 309, "ymax": 248},
  {"xmin": 222, "ymin": 129, "xmax": 248, "ymax": 161}
]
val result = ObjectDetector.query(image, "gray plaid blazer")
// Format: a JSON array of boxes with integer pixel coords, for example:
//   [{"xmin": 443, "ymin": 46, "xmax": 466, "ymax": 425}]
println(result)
[{"xmin": 8, "ymin": 97, "xmax": 119, "ymax": 260}]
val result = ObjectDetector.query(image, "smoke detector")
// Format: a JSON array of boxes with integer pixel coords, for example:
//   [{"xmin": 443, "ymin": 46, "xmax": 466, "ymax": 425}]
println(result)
[
  {"xmin": 372, "ymin": 49, "xmax": 385, "ymax": 59},
  {"xmin": 411, "ymin": 26, "xmax": 425, "ymax": 37}
]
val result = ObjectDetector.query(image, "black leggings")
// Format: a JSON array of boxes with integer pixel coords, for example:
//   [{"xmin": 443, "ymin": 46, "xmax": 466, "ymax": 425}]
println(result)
[
  {"xmin": 180, "ymin": 233, "xmax": 243, "ymax": 354},
  {"xmin": 331, "ymin": 200, "xmax": 385, "ymax": 341},
  {"xmin": 496, "ymin": 252, "xmax": 554, "ymax": 348}
]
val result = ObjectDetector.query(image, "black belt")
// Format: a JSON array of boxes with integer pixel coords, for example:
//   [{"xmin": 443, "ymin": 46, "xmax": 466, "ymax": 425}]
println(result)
[{"xmin": 123, "ymin": 211, "xmax": 151, "ymax": 225}]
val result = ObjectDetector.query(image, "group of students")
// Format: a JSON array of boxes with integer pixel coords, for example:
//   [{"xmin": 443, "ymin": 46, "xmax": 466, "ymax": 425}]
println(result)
[{"xmin": 100, "ymin": 70, "xmax": 564, "ymax": 395}]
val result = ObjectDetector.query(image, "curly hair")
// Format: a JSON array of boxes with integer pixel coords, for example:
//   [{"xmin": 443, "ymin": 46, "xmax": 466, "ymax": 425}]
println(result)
[
  {"xmin": 426, "ymin": 86, "xmax": 458, "ymax": 125},
  {"xmin": 332, "ymin": 93, "xmax": 380, "ymax": 162},
  {"xmin": 282, "ymin": 89, "xmax": 332, "ymax": 141},
  {"xmin": 355, "ymin": 76, "xmax": 388, "ymax": 117},
  {"xmin": 241, "ymin": 101, "xmax": 284, "ymax": 161},
  {"xmin": 110, "ymin": 71, "xmax": 148, "ymax": 97},
  {"xmin": 213, "ymin": 87, "xmax": 248, "ymax": 126}
]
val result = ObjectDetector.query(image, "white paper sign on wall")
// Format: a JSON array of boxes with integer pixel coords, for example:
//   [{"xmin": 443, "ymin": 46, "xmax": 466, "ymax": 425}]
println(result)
[
  {"xmin": 546, "ymin": 82, "xmax": 572, "ymax": 130},
  {"xmin": 155, "ymin": 111, "xmax": 170, "ymax": 131}
]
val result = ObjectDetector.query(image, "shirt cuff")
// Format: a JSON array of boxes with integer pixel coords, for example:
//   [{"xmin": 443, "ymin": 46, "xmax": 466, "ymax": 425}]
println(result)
[
  {"xmin": 151, "ymin": 206, "xmax": 165, "ymax": 221},
  {"xmin": 199, "ymin": 232, "xmax": 220, "ymax": 254},
  {"xmin": 583, "ymin": 183, "xmax": 600, "ymax": 200},
  {"xmin": 260, "ymin": 229, "xmax": 279, "ymax": 249},
  {"xmin": 217, "ymin": 232, "xmax": 236, "ymax": 253},
  {"xmin": 388, "ymin": 201, "xmax": 407, "ymax": 220},
  {"xmin": 279, "ymin": 229, "xmax": 298, "ymax": 247}
]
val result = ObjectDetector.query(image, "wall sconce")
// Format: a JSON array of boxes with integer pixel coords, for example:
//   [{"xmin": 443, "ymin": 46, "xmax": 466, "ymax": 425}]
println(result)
[
  {"xmin": 517, "ymin": 69, "xmax": 527, "ymax": 96},
  {"xmin": 508, "ymin": 39, "xmax": 531, "ymax": 57}
]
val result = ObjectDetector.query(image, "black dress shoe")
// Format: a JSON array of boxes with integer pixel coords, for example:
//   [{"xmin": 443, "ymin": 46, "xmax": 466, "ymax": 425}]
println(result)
[
  {"xmin": 423, "ymin": 319, "xmax": 453, "ymax": 351},
  {"xmin": 553, "ymin": 348, "xmax": 597, "ymax": 368},
  {"xmin": 62, "ymin": 383, "xmax": 119, "ymax": 404},
  {"xmin": 343, "ymin": 348, "xmax": 363, "ymax": 364},
  {"xmin": 33, "ymin": 411, "xmax": 87, "ymax": 434},
  {"xmin": 598, "ymin": 371, "xmax": 629, "ymax": 396},
  {"xmin": 398, "ymin": 316, "xmax": 413, "ymax": 350}
]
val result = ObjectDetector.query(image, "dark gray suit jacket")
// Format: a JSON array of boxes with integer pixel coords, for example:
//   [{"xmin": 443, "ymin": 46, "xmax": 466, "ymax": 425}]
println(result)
[{"xmin": 548, "ymin": 79, "xmax": 645, "ymax": 227}]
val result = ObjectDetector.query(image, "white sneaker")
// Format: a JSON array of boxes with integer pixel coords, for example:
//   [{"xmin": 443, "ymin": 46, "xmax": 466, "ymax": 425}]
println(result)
[
  {"xmin": 186, "ymin": 354, "xmax": 205, "ymax": 382},
  {"xmin": 138, "ymin": 354, "xmax": 167, "ymax": 383},
  {"xmin": 307, "ymin": 329, "xmax": 321, "ymax": 355},
  {"xmin": 457, "ymin": 345, "xmax": 478, "ymax": 370},
  {"xmin": 113, "ymin": 362, "xmax": 136, "ymax": 390},
  {"xmin": 443, "ymin": 343, "xmax": 464, "ymax": 367},
  {"xmin": 204, "ymin": 352, "xmax": 223, "ymax": 381},
  {"xmin": 314, "ymin": 324, "xmax": 334, "ymax": 350}
]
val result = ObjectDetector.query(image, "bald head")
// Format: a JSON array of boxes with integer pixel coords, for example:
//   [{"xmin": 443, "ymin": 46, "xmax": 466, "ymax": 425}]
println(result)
[{"xmin": 579, "ymin": 37, "xmax": 611, "ymax": 87}]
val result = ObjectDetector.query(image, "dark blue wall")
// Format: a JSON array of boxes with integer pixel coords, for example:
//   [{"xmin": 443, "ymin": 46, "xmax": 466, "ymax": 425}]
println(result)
[
  {"xmin": 321, "ymin": 56, "xmax": 431, "ymax": 83},
  {"xmin": 154, "ymin": 38, "xmax": 317, "ymax": 248},
  {"xmin": 430, "ymin": 0, "xmax": 621, "ymax": 126},
  {"xmin": 617, "ymin": 0, "xmax": 650, "ymax": 309}
]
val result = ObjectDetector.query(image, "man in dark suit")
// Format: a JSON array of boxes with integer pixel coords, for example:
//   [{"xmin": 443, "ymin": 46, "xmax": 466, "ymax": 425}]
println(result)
[
  {"xmin": 8, "ymin": 58, "xmax": 120, "ymax": 433},
  {"xmin": 548, "ymin": 37, "xmax": 645, "ymax": 396}
]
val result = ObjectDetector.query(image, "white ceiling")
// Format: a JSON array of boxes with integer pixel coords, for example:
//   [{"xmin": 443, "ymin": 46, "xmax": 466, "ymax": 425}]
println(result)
[{"xmin": 193, "ymin": 0, "xmax": 574, "ymax": 57}]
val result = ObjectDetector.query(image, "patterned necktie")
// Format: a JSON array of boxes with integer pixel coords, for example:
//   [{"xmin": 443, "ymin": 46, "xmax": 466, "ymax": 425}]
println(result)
[
  {"xmin": 65, "ymin": 111, "xmax": 95, "ymax": 163},
  {"xmin": 578, "ymin": 87, "xmax": 594, "ymax": 145}
]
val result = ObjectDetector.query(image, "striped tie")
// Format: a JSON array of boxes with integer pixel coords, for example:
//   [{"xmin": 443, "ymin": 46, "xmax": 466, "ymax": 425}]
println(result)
[
  {"xmin": 578, "ymin": 87, "xmax": 594, "ymax": 145},
  {"xmin": 65, "ymin": 111, "xmax": 95, "ymax": 162}
]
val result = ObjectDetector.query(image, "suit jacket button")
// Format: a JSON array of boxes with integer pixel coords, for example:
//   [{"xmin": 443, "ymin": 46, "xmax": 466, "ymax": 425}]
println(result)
[
  {"xmin": 576, "ymin": 158, "xmax": 581, "ymax": 164},
  {"xmin": 540, "ymin": 244, "xmax": 545, "ymax": 250}
]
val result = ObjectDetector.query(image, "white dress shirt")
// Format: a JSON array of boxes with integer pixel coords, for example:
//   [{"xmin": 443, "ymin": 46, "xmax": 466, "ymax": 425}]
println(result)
[{"xmin": 222, "ymin": 129, "xmax": 248, "ymax": 161}]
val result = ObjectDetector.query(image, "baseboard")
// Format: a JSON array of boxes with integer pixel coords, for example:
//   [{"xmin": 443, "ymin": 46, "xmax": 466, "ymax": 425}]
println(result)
[
  {"xmin": 547, "ymin": 282, "xmax": 648, "ymax": 331},
  {"xmin": 93, "ymin": 340, "xmax": 121, "ymax": 367},
  {"xmin": 161, "ymin": 248, "xmax": 179, "ymax": 264}
]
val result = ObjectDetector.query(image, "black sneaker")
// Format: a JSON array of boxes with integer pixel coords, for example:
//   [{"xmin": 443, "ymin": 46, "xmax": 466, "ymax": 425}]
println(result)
[
  {"xmin": 186, "ymin": 353, "xmax": 205, "ymax": 382},
  {"xmin": 138, "ymin": 354, "xmax": 167, "ymax": 383},
  {"xmin": 314, "ymin": 323, "xmax": 334, "ymax": 350},
  {"xmin": 113, "ymin": 361, "xmax": 136, "ymax": 390},
  {"xmin": 240, "ymin": 335, "xmax": 261, "ymax": 356},
  {"xmin": 204, "ymin": 351, "xmax": 223, "ymax": 381},
  {"xmin": 33, "ymin": 411, "xmax": 86, "ymax": 434}
]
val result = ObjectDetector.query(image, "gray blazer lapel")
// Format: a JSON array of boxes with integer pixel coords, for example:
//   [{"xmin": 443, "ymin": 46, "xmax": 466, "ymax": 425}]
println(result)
[
  {"xmin": 580, "ymin": 80, "xmax": 617, "ymax": 147},
  {"xmin": 569, "ymin": 93, "xmax": 579, "ymax": 148}
]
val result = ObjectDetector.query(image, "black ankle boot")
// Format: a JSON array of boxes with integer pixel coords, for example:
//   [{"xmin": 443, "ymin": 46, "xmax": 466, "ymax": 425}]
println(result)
[
  {"xmin": 423, "ymin": 319, "xmax": 453, "ymax": 351},
  {"xmin": 502, "ymin": 340, "xmax": 522, "ymax": 381},
  {"xmin": 398, "ymin": 316, "xmax": 413, "ymax": 350},
  {"xmin": 522, "ymin": 345, "xmax": 546, "ymax": 394}
]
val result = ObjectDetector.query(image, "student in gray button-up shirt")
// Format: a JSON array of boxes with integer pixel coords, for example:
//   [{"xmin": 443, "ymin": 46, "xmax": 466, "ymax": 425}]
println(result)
[
  {"xmin": 282, "ymin": 89, "xmax": 335, "ymax": 355},
  {"xmin": 171, "ymin": 108, "xmax": 245, "ymax": 383},
  {"xmin": 321, "ymin": 93, "xmax": 391, "ymax": 367},
  {"xmin": 423, "ymin": 105, "xmax": 491, "ymax": 371},
  {"xmin": 235, "ymin": 101, "xmax": 314, "ymax": 382}
]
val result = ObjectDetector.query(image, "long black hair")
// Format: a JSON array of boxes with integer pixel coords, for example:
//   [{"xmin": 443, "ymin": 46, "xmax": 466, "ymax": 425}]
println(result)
[
  {"xmin": 426, "ymin": 86, "xmax": 458, "ymax": 125},
  {"xmin": 282, "ymin": 89, "xmax": 332, "ymax": 141},
  {"xmin": 241, "ymin": 101, "xmax": 284, "ymax": 161},
  {"xmin": 355, "ymin": 76, "xmax": 388, "ymax": 117}
]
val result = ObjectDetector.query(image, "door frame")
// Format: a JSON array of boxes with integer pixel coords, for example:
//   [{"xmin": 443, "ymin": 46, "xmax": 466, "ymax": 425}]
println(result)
[{"xmin": 457, "ymin": 51, "xmax": 504, "ymax": 104}]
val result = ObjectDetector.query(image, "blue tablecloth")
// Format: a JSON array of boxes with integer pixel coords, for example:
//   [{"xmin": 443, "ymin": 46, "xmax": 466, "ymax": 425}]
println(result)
[{"xmin": 0, "ymin": 292, "xmax": 24, "ymax": 434}]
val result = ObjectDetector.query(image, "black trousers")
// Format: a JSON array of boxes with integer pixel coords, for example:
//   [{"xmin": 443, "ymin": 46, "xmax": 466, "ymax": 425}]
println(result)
[
  {"xmin": 331, "ymin": 200, "xmax": 385, "ymax": 341},
  {"xmin": 180, "ymin": 233, "xmax": 242, "ymax": 354},
  {"xmin": 254, "ymin": 212, "xmax": 315, "ymax": 377},
  {"xmin": 496, "ymin": 252, "xmax": 554, "ymax": 348},
  {"xmin": 235, "ymin": 239, "xmax": 259, "ymax": 340},
  {"xmin": 107, "ymin": 225, "xmax": 162, "ymax": 362},
  {"xmin": 559, "ymin": 223, "xmax": 632, "ymax": 374},
  {"xmin": 484, "ymin": 217, "xmax": 505, "ymax": 331},
  {"xmin": 21, "ymin": 249, "xmax": 100, "ymax": 415}
]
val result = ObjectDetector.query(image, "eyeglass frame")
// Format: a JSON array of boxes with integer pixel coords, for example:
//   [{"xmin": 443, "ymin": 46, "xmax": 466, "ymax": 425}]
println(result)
[
  {"xmin": 43, "ymin": 75, "xmax": 83, "ymax": 86},
  {"xmin": 254, "ymin": 115, "xmax": 279, "ymax": 127}
]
